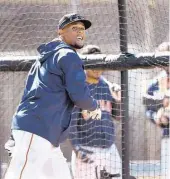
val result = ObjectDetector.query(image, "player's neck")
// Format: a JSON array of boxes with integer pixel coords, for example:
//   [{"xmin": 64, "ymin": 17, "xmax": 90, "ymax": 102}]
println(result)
[
  {"xmin": 58, "ymin": 36, "xmax": 78, "ymax": 51},
  {"xmin": 86, "ymin": 77, "xmax": 99, "ymax": 84}
]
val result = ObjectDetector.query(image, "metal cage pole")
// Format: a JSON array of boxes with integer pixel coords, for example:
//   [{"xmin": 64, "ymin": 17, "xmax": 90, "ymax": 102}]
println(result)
[
  {"xmin": 117, "ymin": 0, "xmax": 130, "ymax": 179},
  {"xmin": 0, "ymin": 160, "xmax": 1, "ymax": 179}
]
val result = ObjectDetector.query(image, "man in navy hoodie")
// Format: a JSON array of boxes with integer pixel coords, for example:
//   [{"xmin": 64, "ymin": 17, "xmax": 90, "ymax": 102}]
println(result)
[{"xmin": 4, "ymin": 13, "xmax": 101, "ymax": 179}]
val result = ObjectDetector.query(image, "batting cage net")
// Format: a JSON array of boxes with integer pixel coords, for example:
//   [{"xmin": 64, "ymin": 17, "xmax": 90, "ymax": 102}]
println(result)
[{"xmin": 0, "ymin": 0, "xmax": 169, "ymax": 179}]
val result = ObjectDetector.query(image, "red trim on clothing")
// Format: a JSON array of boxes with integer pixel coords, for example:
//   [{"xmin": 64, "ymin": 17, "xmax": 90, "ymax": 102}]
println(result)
[{"xmin": 19, "ymin": 134, "xmax": 34, "ymax": 179}]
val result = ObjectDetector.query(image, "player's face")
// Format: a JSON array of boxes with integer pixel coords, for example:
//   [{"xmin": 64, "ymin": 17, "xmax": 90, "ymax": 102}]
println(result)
[
  {"xmin": 167, "ymin": 77, "xmax": 170, "ymax": 88},
  {"xmin": 163, "ymin": 97, "xmax": 169, "ymax": 107},
  {"xmin": 59, "ymin": 22, "xmax": 86, "ymax": 49},
  {"xmin": 164, "ymin": 66, "xmax": 169, "ymax": 73},
  {"xmin": 86, "ymin": 69, "xmax": 103, "ymax": 79}
]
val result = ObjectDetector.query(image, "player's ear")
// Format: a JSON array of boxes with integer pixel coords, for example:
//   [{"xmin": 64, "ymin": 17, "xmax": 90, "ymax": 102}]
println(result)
[{"xmin": 58, "ymin": 29, "xmax": 63, "ymax": 36}]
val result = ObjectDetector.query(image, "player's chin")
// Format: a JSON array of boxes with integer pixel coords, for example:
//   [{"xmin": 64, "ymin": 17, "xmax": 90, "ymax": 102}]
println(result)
[
  {"xmin": 94, "ymin": 75, "xmax": 101, "ymax": 80},
  {"xmin": 73, "ymin": 41, "xmax": 84, "ymax": 49}
]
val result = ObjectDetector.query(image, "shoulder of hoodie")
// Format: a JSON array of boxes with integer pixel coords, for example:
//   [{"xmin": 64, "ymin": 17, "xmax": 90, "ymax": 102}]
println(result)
[{"xmin": 55, "ymin": 47, "xmax": 80, "ymax": 63}]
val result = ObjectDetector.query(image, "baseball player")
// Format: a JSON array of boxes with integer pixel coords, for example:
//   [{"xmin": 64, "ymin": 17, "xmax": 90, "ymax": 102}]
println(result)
[
  {"xmin": 69, "ymin": 45, "xmax": 122, "ymax": 179},
  {"xmin": 144, "ymin": 42, "xmax": 170, "ymax": 124},
  {"xmin": 155, "ymin": 91, "xmax": 170, "ymax": 178},
  {"xmin": 4, "ymin": 13, "xmax": 102, "ymax": 179},
  {"xmin": 143, "ymin": 42, "xmax": 170, "ymax": 178}
]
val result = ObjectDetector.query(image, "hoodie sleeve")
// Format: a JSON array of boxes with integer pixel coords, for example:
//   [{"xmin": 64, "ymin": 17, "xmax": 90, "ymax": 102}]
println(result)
[
  {"xmin": 69, "ymin": 107, "xmax": 80, "ymax": 147},
  {"xmin": 58, "ymin": 49, "xmax": 97, "ymax": 111}
]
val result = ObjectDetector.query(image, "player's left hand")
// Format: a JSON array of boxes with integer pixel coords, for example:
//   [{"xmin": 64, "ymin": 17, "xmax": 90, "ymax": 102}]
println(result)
[
  {"xmin": 74, "ymin": 146, "xmax": 94, "ymax": 163},
  {"xmin": 109, "ymin": 84, "xmax": 121, "ymax": 102},
  {"xmin": 77, "ymin": 150, "xmax": 94, "ymax": 163}
]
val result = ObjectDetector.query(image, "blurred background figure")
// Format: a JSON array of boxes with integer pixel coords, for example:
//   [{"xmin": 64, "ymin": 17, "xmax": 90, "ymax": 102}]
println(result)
[
  {"xmin": 155, "ymin": 90, "xmax": 170, "ymax": 178},
  {"xmin": 143, "ymin": 42, "xmax": 170, "ymax": 178}
]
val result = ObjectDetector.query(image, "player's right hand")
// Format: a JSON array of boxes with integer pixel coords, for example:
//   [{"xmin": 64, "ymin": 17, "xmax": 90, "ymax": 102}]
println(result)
[{"xmin": 82, "ymin": 108, "xmax": 102, "ymax": 120}]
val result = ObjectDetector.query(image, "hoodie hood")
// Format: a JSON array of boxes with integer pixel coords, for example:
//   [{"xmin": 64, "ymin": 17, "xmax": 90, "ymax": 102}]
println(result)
[{"xmin": 37, "ymin": 39, "xmax": 74, "ymax": 64}]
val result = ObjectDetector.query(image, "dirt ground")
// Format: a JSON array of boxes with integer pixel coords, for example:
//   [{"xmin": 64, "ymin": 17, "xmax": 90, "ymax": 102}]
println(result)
[{"xmin": 137, "ymin": 176, "xmax": 165, "ymax": 179}]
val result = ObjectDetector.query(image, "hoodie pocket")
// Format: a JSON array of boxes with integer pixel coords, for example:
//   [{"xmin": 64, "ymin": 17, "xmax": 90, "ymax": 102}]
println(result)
[{"xmin": 59, "ymin": 112, "xmax": 72, "ymax": 143}]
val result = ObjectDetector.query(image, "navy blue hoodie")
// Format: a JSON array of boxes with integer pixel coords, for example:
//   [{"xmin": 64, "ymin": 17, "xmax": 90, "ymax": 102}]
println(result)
[{"xmin": 12, "ymin": 40, "xmax": 97, "ymax": 147}]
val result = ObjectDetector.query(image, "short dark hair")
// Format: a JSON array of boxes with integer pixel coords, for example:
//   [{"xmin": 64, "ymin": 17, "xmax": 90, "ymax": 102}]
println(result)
[{"xmin": 81, "ymin": 45, "xmax": 101, "ymax": 55}]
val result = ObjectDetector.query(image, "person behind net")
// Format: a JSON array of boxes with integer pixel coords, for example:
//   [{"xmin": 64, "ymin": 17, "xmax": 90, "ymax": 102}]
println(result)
[
  {"xmin": 143, "ymin": 42, "xmax": 170, "ymax": 177},
  {"xmin": 155, "ymin": 41, "xmax": 170, "ymax": 177},
  {"xmin": 155, "ymin": 91, "xmax": 170, "ymax": 178},
  {"xmin": 143, "ymin": 42, "xmax": 170, "ymax": 124},
  {"xmin": 4, "ymin": 13, "xmax": 102, "ymax": 179},
  {"xmin": 69, "ymin": 45, "xmax": 123, "ymax": 179}
]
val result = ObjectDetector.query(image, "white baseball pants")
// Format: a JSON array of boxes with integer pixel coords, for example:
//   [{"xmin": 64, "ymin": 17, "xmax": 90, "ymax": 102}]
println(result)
[
  {"xmin": 71, "ymin": 144, "xmax": 122, "ymax": 179},
  {"xmin": 4, "ymin": 130, "xmax": 72, "ymax": 179}
]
